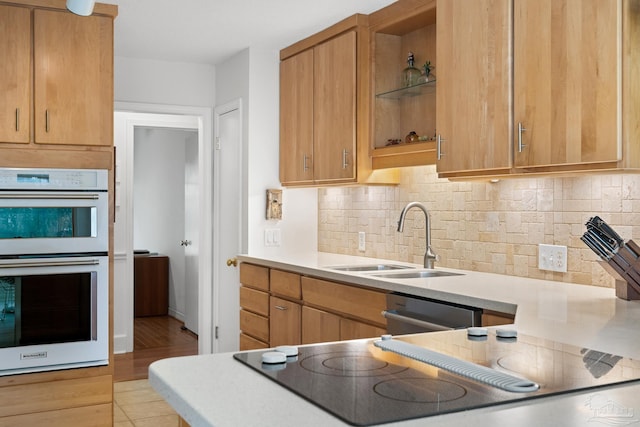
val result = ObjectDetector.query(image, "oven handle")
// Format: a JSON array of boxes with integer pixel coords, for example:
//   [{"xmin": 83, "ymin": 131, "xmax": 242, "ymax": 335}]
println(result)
[
  {"xmin": 0, "ymin": 193, "xmax": 100, "ymax": 200},
  {"xmin": 381, "ymin": 310, "xmax": 454, "ymax": 332},
  {"xmin": 0, "ymin": 258, "xmax": 102, "ymax": 269}
]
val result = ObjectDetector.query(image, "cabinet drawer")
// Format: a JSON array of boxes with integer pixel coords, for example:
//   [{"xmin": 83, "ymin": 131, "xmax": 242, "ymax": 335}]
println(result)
[
  {"xmin": 240, "ymin": 309, "xmax": 269, "ymax": 343},
  {"xmin": 270, "ymin": 269, "xmax": 301, "ymax": 299},
  {"xmin": 239, "ymin": 263, "xmax": 269, "ymax": 291},
  {"xmin": 240, "ymin": 286, "xmax": 269, "ymax": 317},
  {"xmin": 0, "ymin": 375, "xmax": 112, "ymax": 418},
  {"xmin": 302, "ymin": 277, "xmax": 387, "ymax": 327},
  {"xmin": 239, "ymin": 333, "xmax": 269, "ymax": 351}
]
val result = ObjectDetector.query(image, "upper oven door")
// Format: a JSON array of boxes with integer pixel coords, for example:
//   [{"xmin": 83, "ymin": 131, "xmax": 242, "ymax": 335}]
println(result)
[{"xmin": 0, "ymin": 191, "xmax": 109, "ymax": 256}]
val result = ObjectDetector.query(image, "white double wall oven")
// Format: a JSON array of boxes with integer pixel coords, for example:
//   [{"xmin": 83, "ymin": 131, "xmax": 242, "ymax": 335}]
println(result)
[{"xmin": 0, "ymin": 168, "xmax": 109, "ymax": 376}]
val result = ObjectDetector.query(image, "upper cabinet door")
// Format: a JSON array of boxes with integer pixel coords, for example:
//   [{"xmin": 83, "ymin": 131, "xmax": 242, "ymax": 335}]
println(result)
[
  {"xmin": 34, "ymin": 9, "xmax": 113, "ymax": 146},
  {"xmin": 436, "ymin": 0, "xmax": 512, "ymax": 176},
  {"xmin": 513, "ymin": 0, "xmax": 620, "ymax": 169},
  {"xmin": 313, "ymin": 31, "xmax": 357, "ymax": 183},
  {"xmin": 280, "ymin": 49, "xmax": 314, "ymax": 186},
  {"xmin": 0, "ymin": 5, "xmax": 31, "ymax": 144}
]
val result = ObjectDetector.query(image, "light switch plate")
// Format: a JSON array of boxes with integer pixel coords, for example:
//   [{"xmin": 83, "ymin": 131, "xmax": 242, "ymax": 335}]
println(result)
[
  {"xmin": 538, "ymin": 244, "xmax": 567, "ymax": 272},
  {"xmin": 358, "ymin": 232, "xmax": 366, "ymax": 252}
]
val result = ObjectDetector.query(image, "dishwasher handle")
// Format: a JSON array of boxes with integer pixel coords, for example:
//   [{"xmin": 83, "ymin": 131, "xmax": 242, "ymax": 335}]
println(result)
[{"xmin": 382, "ymin": 310, "xmax": 454, "ymax": 332}]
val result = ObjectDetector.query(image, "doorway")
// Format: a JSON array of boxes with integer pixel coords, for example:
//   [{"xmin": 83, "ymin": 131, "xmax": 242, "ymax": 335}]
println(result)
[
  {"xmin": 133, "ymin": 127, "xmax": 199, "ymax": 332},
  {"xmin": 113, "ymin": 104, "xmax": 213, "ymax": 355}
]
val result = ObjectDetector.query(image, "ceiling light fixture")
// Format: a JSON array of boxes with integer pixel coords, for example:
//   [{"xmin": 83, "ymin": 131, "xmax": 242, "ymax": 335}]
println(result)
[{"xmin": 66, "ymin": 0, "xmax": 95, "ymax": 16}]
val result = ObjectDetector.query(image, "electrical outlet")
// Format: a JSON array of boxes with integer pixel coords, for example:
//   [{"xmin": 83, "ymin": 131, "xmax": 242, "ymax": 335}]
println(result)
[
  {"xmin": 538, "ymin": 244, "xmax": 567, "ymax": 272},
  {"xmin": 358, "ymin": 232, "xmax": 366, "ymax": 252}
]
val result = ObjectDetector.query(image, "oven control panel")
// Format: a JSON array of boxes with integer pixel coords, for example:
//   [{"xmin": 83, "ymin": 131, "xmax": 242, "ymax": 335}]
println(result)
[{"xmin": 0, "ymin": 168, "xmax": 107, "ymax": 191}]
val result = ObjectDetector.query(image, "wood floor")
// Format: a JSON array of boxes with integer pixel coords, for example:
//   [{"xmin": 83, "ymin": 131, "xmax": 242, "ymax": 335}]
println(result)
[{"xmin": 114, "ymin": 316, "xmax": 198, "ymax": 382}]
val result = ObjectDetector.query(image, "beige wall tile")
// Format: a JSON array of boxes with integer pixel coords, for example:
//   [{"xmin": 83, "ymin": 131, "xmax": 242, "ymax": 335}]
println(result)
[{"xmin": 318, "ymin": 165, "xmax": 640, "ymax": 288}]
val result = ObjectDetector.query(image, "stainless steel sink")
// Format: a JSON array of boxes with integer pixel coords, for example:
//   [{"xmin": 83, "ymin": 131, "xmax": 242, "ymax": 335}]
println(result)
[
  {"xmin": 369, "ymin": 270, "xmax": 463, "ymax": 279},
  {"xmin": 326, "ymin": 264, "xmax": 414, "ymax": 272}
]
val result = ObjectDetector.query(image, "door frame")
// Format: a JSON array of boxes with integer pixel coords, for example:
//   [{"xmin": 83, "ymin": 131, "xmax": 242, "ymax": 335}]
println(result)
[{"xmin": 114, "ymin": 101, "xmax": 213, "ymax": 355}]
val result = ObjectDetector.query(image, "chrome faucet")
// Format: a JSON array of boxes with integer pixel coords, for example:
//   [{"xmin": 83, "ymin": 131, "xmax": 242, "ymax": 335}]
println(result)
[{"xmin": 397, "ymin": 202, "xmax": 437, "ymax": 269}]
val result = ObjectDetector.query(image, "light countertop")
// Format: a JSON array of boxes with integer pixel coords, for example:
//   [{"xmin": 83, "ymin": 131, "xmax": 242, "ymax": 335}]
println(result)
[{"xmin": 150, "ymin": 252, "xmax": 640, "ymax": 426}]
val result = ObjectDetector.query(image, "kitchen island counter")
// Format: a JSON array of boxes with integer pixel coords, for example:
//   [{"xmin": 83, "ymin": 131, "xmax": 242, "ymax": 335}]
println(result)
[{"xmin": 150, "ymin": 252, "xmax": 640, "ymax": 426}]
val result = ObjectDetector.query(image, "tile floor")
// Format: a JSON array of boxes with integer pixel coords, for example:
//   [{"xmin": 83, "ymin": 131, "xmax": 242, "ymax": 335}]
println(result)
[{"xmin": 114, "ymin": 379, "xmax": 180, "ymax": 427}]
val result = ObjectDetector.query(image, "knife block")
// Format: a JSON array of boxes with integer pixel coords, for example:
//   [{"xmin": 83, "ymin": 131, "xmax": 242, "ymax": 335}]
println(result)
[{"xmin": 598, "ymin": 239, "xmax": 640, "ymax": 300}]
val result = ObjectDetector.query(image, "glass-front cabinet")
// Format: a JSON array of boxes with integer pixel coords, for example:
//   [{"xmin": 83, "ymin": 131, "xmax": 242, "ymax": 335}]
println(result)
[{"xmin": 369, "ymin": 2, "xmax": 438, "ymax": 170}]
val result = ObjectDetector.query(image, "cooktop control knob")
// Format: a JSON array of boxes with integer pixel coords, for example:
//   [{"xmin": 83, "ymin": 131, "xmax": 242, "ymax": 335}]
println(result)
[
  {"xmin": 262, "ymin": 351, "xmax": 287, "ymax": 364},
  {"xmin": 467, "ymin": 327, "xmax": 488, "ymax": 337},
  {"xmin": 496, "ymin": 329, "xmax": 518, "ymax": 338},
  {"xmin": 274, "ymin": 345, "xmax": 299, "ymax": 357},
  {"xmin": 381, "ymin": 334, "xmax": 393, "ymax": 341}
]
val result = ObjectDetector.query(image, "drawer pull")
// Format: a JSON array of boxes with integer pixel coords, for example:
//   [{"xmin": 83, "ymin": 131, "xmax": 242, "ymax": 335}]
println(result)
[{"xmin": 274, "ymin": 305, "xmax": 288, "ymax": 311}]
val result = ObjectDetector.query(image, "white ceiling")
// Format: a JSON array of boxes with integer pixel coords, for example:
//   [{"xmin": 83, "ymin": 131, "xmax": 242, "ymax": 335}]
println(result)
[{"xmin": 102, "ymin": 0, "xmax": 397, "ymax": 65}]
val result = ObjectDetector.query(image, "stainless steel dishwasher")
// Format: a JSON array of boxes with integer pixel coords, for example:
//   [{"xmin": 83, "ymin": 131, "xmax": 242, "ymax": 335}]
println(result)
[{"xmin": 383, "ymin": 292, "xmax": 482, "ymax": 334}]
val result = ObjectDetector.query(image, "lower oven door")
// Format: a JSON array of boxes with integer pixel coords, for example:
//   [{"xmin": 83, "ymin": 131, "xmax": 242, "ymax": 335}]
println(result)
[
  {"xmin": 384, "ymin": 292, "xmax": 482, "ymax": 335},
  {"xmin": 0, "ymin": 256, "xmax": 109, "ymax": 375}
]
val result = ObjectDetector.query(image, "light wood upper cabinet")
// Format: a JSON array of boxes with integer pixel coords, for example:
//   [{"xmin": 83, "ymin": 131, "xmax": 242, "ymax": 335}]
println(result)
[
  {"xmin": 313, "ymin": 31, "xmax": 357, "ymax": 183},
  {"xmin": 0, "ymin": 5, "xmax": 31, "ymax": 144},
  {"xmin": 436, "ymin": 0, "xmax": 640, "ymax": 178},
  {"xmin": 280, "ymin": 31, "xmax": 357, "ymax": 185},
  {"xmin": 279, "ymin": 14, "xmax": 399, "ymax": 187},
  {"xmin": 436, "ymin": 0, "xmax": 512, "ymax": 176},
  {"xmin": 34, "ymin": 9, "xmax": 113, "ymax": 146},
  {"xmin": 280, "ymin": 49, "xmax": 314, "ymax": 185},
  {"xmin": 513, "ymin": 0, "xmax": 620, "ymax": 170}
]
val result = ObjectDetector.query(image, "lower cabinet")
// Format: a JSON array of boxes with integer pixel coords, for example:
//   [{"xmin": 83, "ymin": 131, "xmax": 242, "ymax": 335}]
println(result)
[
  {"xmin": 0, "ymin": 374, "xmax": 112, "ymax": 427},
  {"xmin": 301, "ymin": 306, "xmax": 386, "ymax": 344},
  {"xmin": 239, "ymin": 263, "xmax": 270, "ymax": 350},
  {"xmin": 481, "ymin": 310, "xmax": 515, "ymax": 327},
  {"xmin": 270, "ymin": 296, "xmax": 301, "ymax": 347},
  {"xmin": 301, "ymin": 306, "xmax": 341, "ymax": 344},
  {"xmin": 239, "ymin": 263, "xmax": 388, "ymax": 348}
]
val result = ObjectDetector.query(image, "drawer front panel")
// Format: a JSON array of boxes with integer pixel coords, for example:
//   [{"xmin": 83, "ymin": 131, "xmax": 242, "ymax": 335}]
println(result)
[
  {"xmin": 270, "ymin": 269, "xmax": 301, "ymax": 299},
  {"xmin": 239, "ymin": 333, "xmax": 268, "ymax": 351},
  {"xmin": 240, "ymin": 286, "xmax": 269, "ymax": 317},
  {"xmin": 240, "ymin": 309, "xmax": 269, "ymax": 343},
  {"xmin": 302, "ymin": 277, "xmax": 387, "ymax": 326},
  {"xmin": 239, "ymin": 263, "xmax": 269, "ymax": 291}
]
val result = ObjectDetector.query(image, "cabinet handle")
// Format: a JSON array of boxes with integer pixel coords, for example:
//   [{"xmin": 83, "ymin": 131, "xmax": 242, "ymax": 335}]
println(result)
[
  {"xmin": 342, "ymin": 149, "xmax": 349, "ymax": 169},
  {"xmin": 45, "ymin": 109, "xmax": 50, "ymax": 133},
  {"xmin": 274, "ymin": 305, "xmax": 288, "ymax": 311},
  {"xmin": 437, "ymin": 134, "xmax": 445, "ymax": 160},
  {"xmin": 517, "ymin": 122, "xmax": 527, "ymax": 152},
  {"xmin": 303, "ymin": 155, "xmax": 310, "ymax": 172},
  {"xmin": 15, "ymin": 108, "xmax": 19, "ymax": 132}
]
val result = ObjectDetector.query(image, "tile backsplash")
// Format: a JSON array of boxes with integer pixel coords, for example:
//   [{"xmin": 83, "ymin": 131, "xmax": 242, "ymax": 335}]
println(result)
[{"xmin": 318, "ymin": 165, "xmax": 640, "ymax": 288}]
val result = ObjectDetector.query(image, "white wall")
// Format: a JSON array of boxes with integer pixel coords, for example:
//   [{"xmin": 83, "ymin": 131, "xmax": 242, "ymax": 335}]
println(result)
[
  {"xmin": 115, "ymin": 57, "xmax": 215, "ymax": 107},
  {"xmin": 216, "ymin": 47, "xmax": 318, "ymax": 256}
]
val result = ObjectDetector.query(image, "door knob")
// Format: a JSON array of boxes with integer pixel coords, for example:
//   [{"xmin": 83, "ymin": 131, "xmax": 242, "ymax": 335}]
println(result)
[
  {"xmin": 226, "ymin": 258, "xmax": 238, "ymax": 267},
  {"xmin": 180, "ymin": 240, "xmax": 192, "ymax": 247}
]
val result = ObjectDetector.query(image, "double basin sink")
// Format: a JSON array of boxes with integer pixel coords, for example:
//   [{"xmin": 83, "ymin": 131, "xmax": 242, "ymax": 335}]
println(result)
[{"xmin": 327, "ymin": 264, "xmax": 463, "ymax": 279}]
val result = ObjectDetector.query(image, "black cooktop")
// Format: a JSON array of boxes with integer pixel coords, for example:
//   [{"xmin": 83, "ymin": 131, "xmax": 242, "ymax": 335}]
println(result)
[{"xmin": 233, "ymin": 331, "xmax": 640, "ymax": 426}]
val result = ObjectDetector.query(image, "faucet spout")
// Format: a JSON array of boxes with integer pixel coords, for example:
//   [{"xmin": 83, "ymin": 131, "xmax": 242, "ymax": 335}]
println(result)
[{"xmin": 397, "ymin": 202, "xmax": 437, "ymax": 269}]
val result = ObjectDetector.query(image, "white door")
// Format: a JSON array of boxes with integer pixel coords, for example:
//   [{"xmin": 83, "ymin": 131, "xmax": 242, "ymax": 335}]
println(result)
[
  {"xmin": 214, "ymin": 101, "xmax": 242, "ymax": 353},
  {"xmin": 184, "ymin": 134, "xmax": 199, "ymax": 333}
]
